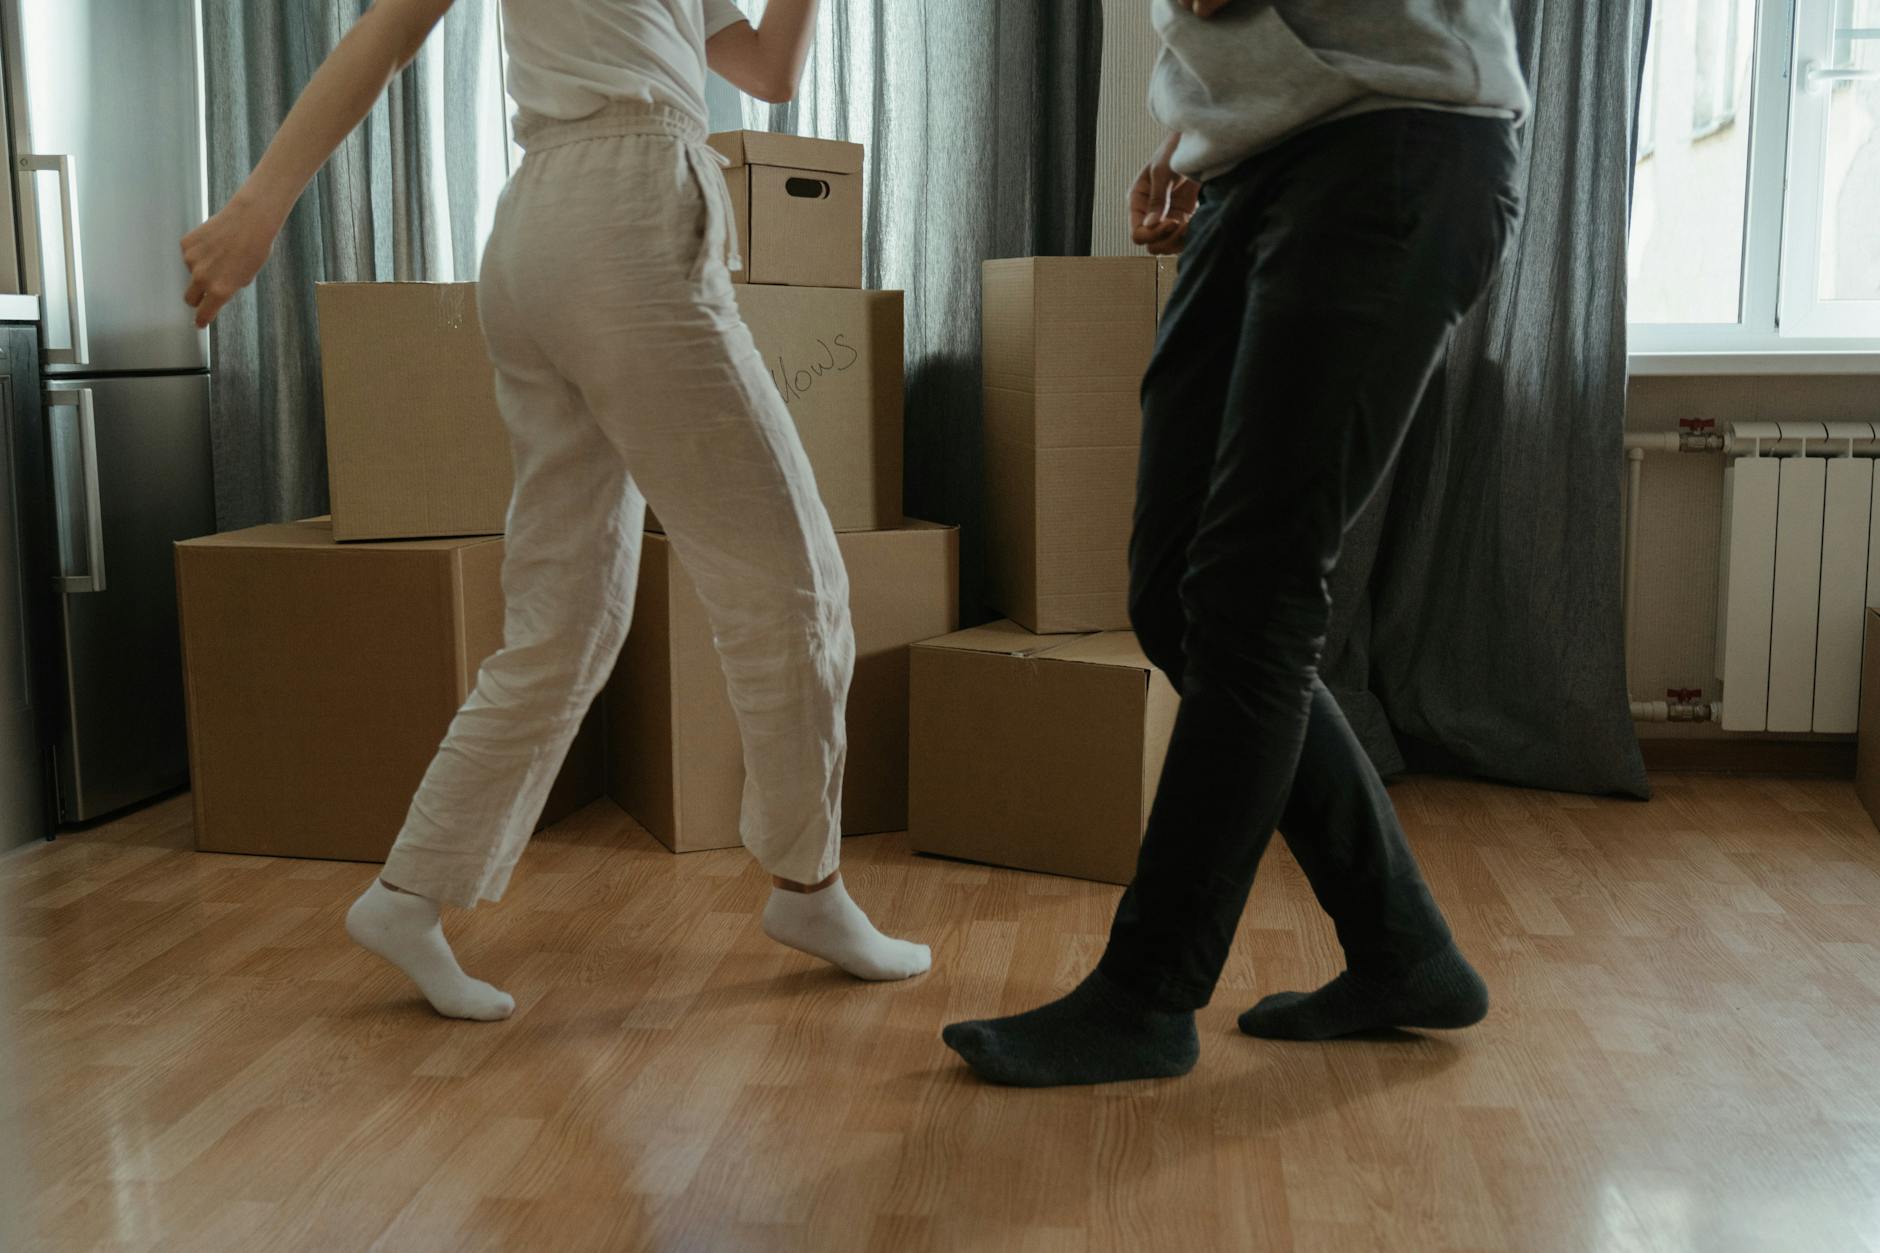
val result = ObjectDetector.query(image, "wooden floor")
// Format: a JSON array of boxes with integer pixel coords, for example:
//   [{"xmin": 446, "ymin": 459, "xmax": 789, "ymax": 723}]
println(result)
[{"xmin": 5, "ymin": 776, "xmax": 1880, "ymax": 1253}]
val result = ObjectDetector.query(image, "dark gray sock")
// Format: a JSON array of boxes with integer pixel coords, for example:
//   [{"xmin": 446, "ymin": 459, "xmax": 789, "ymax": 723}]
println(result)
[
  {"xmin": 942, "ymin": 970, "xmax": 1200, "ymax": 1087},
  {"xmin": 1238, "ymin": 946, "xmax": 1489, "ymax": 1041}
]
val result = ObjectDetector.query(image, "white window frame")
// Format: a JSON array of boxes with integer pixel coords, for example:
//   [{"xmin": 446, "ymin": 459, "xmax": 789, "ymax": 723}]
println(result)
[{"xmin": 1629, "ymin": 0, "xmax": 1880, "ymax": 374}]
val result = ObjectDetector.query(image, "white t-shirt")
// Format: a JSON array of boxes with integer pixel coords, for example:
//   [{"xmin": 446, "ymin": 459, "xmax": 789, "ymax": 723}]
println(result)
[{"xmin": 502, "ymin": 0, "xmax": 749, "ymax": 126}]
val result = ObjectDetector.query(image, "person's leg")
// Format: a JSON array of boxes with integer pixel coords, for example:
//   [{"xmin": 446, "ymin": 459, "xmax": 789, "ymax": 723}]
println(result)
[
  {"xmin": 350, "ymin": 254, "xmax": 647, "ymax": 1021},
  {"xmin": 541, "ymin": 128, "xmax": 926, "ymax": 981},
  {"xmin": 945, "ymin": 112, "xmax": 1521, "ymax": 1085},
  {"xmin": 1127, "ymin": 241, "xmax": 1481, "ymax": 1042},
  {"xmin": 1130, "ymin": 284, "xmax": 1481, "ymax": 1040},
  {"xmin": 939, "ymin": 185, "xmax": 1246, "ymax": 1086},
  {"xmin": 1239, "ymin": 679, "xmax": 1486, "ymax": 1039}
]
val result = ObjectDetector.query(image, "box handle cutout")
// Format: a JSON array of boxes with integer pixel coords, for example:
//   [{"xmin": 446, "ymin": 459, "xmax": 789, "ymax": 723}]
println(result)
[{"xmin": 785, "ymin": 177, "xmax": 832, "ymax": 200}]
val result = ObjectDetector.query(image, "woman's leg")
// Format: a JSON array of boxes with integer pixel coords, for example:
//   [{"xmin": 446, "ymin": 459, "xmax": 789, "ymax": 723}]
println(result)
[
  {"xmin": 525, "ymin": 129, "xmax": 926, "ymax": 981},
  {"xmin": 346, "ymin": 194, "xmax": 648, "ymax": 1021}
]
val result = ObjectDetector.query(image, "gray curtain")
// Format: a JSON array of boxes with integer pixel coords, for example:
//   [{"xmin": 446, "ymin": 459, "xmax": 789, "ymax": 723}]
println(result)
[
  {"xmin": 1321, "ymin": 0, "xmax": 1654, "ymax": 799},
  {"xmin": 201, "ymin": 1, "xmax": 510, "ymax": 531},
  {"xmin": 747, "ymin": 1, "xmax": 1103, "ymax": 619}
]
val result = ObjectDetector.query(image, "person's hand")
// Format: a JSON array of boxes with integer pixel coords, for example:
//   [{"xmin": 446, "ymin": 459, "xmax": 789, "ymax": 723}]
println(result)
[
  {"xmin": 181, "ymin": 195, "xmax": 283, "ymax": 328},
  {"xmin": 1175, "ymin": 0, "xmax": 1235, "ymax": 15},
  {"xmin": 1129, "ymin": 133, "xmax": 1198, "ymax": 256}
]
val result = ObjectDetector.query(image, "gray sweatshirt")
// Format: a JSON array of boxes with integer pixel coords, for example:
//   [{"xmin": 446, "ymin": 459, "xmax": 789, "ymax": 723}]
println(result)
[{"xmin": 1150, "ymin": 0, "xmax": 1531, "ymax": 181}]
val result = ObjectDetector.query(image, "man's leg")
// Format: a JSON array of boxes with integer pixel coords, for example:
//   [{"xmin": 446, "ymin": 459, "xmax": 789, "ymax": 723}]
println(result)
[
  {"xmin": 1242, "ymin": 679, "xmax": 1486, "ymax": 1039},
  {"xmin": 938, "ymin": 173, "xmax": 1246, "ymax": 1087},
  {"xmin": 944, "ymin": 112, "xmax": 1521, "ymax": 1085}
]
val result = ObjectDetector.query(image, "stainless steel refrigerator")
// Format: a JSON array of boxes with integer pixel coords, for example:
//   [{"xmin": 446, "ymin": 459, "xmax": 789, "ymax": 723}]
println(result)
[{"xmin": 3, "ymin": 0, "xmax": 216, "ymax": 831}]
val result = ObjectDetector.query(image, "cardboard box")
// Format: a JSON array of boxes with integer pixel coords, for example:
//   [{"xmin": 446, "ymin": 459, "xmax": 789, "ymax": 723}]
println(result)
[
  {"xmin": 604, "ymin": 523, "xmax": 958, "ymax": 853},
  {"xmin": 908, "ymin": 620, "xmax": 1178, "ymax": 885},
  {"xmin": 319, "ymin": 281, "xmax": 903, "ymax": 542},
  {"xmin": 981, "ymin": 257, "xmax": 1159, "ymax": 634},
  {"xmin": 177, "ymin": 519, "xmax": 603, "ymax": 861},
  {"xmin": 317, "ymin": 283, "xmax": 512, "ymax": 543},
  {"xmin": 1157, "ymin": 255, "xmax": 1181, "ymax": 319},
  {"xmin": 1860, "ymin": 607, "xmax": 1880, "ymax": 829},
  {"xmin": 651, "ymin": 286, "xmax": 904, "ymax": 533},
  {"xmin": 709, "ymin": 131, "xmax": 864, "ymax": 289}
]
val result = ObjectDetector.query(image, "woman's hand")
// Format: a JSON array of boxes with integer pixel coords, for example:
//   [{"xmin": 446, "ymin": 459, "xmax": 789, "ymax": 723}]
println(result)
[
  {"xmin": 181, "ymin": 195, "xmax": 284, "ymax": 328},
  {"xmin": 178, "ymin": 0, "xmax": 456, "ymax": 328},
  {"xmin": 1129, "ymin": 132, "xmax": 1198, "ymax": 256}
]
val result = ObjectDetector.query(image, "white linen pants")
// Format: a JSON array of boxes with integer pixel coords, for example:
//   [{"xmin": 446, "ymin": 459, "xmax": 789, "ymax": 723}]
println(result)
[{"xmin": 379, "ymin": 102, "xmax": 854, "ymax": 909}]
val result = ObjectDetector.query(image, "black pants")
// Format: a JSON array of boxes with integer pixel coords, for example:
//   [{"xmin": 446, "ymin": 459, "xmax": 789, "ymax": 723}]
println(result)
[{"xmin": 1097, "ymin": 110, "xmax": 1523, "ymax": 1013}]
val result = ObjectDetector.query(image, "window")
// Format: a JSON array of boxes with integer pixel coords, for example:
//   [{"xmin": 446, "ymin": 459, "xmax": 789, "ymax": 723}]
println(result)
[{"xmin": 1629, "ymin": 0, "xmax": 1880, "ymax": 359}]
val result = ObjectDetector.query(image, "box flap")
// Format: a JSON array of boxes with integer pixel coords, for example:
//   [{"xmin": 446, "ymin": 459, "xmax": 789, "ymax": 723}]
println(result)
[
  {"xmin": 913, "ymin": 619, "xmax": 1092, "ymax": 658},
  {"xmin": 710, "ymin": 129, "xmax": 863, "ymax": 175},
  {"xmin": 177, "ymin": 518, "xmax": 503, "ymax": 554},
  {"xmin": 1048, "ymin": 631, "xmax": 1158, "ymax": 674}
]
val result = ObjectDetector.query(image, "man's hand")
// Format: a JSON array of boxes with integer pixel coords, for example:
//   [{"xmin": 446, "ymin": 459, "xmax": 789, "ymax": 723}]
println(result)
[
  {"xmin": 1129, "ymin": 132, "xmax": 1198, "ymax": 256},
  {"xmin": 1175, "ymin": 0, "xmax": 1235, "ymax": 15}
]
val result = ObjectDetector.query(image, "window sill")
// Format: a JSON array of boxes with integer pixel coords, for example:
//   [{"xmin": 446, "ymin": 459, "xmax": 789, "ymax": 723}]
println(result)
[{"xmin": 1628, "ymin": 350, "xmax": 1880, "ymax": 377}]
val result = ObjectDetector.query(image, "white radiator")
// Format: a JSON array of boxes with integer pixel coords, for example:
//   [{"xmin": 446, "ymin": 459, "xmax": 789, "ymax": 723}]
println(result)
[{"xmin": 1716, "ymin": 422, "xmax": 1880, "ymax": 733}]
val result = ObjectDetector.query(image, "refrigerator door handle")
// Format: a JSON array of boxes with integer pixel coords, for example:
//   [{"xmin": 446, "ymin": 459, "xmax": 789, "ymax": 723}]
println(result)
[
  {"xmin": 15, "ymin": 154, "xmax": 92, "ymax": 367},
  {"xmin": 45, "ymin": 387, "xmax": 107, "ymax": 594}
]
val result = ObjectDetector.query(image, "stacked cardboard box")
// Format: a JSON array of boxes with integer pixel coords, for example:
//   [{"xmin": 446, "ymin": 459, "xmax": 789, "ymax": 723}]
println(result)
[
  {"xmin": 176, "ymin": 520, "xmax": 603, "ymax": 860},
  {"xmin": 980, "ymin": 256, "xmax": 1173, "ymax": 635},
  {"xmin": 178, "ymin": 133, "xmax": 956, "ymax": 862},
  {"xmin": 907, "ymin": 256, "xmax": 1183, "ymax": 884},
  {"xmin": 607, "ymin": 524, "xmax": 956, "ymax": 854},
  {"xmin": 909, "ymin": 622, "xmax": 1177, "ymax": 885}
]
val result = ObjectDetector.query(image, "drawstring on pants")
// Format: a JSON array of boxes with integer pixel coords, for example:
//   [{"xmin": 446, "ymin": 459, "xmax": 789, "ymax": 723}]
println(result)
[{"xmin": 685, "ymin": 142, "xmax": 741, "ymax": 281}]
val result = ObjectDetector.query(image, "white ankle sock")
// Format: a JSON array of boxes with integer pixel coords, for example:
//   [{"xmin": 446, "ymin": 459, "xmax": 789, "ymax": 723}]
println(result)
[
  {"xmin": 761, "ymin": 878, "xmax": 931, "ymax": 982},
  {"xmin": 345, "ymin": 882, "xmax": 515, "ymax": 1021}
]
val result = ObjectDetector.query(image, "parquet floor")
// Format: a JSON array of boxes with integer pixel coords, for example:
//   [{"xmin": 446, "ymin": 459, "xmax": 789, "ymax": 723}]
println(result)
[{"xmin": 4, "ymin": 774, "xmax": 1879, "ymax": 1252}]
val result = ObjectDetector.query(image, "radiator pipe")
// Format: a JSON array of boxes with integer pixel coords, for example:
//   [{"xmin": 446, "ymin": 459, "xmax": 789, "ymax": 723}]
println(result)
[
  {"xmin": 1623, "ymin": 430, "xmax": 1731, "ymax": 454},
  {"xmin": 1631, "ymin": 699, "xmax": 1723, "ymax": 723},
  {"xmin": 1624, "ymin": 424, "xmax": 1880, "ymax": 457}
]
